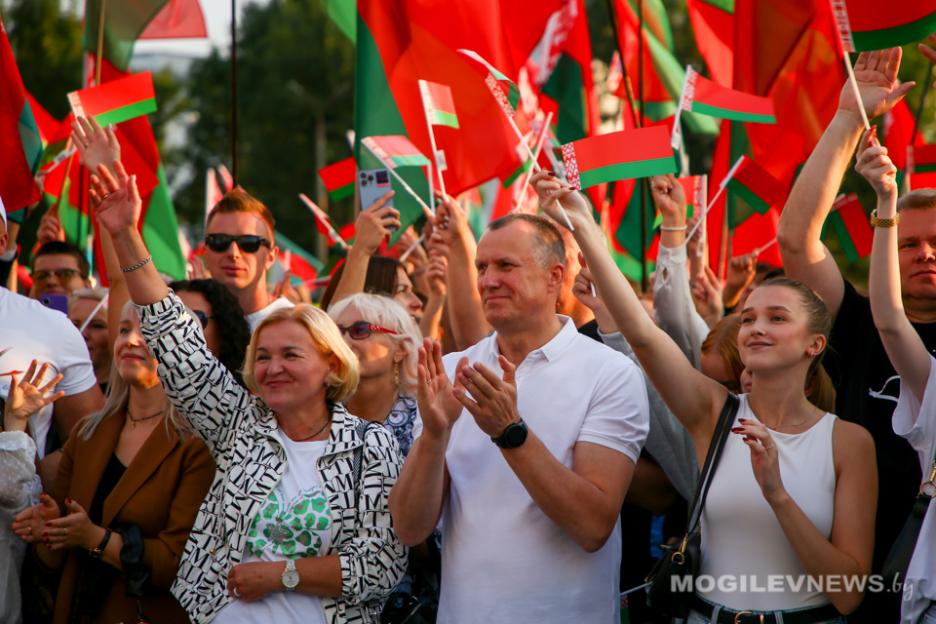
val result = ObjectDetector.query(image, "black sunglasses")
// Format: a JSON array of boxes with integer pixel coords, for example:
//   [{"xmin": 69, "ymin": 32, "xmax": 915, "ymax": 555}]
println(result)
[
  {"xmin": 192, "ymin": 310, "xmax": 214, "ymax": 328},
  {"xmin": 33, "ymin": 268, "xmax": 82, "ymax": 282},
  {"xmin": 205, "ymin": 233, "xmax": 271, "ymax": 254},
  {"xmin": 338, "ymin": 320, "xmax": 399, "ymax": 341}
]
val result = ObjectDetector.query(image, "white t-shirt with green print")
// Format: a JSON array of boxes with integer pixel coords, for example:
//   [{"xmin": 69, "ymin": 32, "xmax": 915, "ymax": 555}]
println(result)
[{"xmin": 214, "ymin": 435, "xmax": 331, "ymax": 624}]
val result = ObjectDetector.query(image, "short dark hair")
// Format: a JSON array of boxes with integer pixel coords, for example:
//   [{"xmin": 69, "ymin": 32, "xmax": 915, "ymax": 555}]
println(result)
[
  {"xmin": 33, "ymin": 241, "xmax": 90, "ymax": 279},
  {"xmin": 487, "ymin": 213, "xmax": 566, "ymax": 268},
  {"xmin": 320, "ymin": 256, "xmax": 403, "ymax": 311},
  {"xmin": 897, "ymin": 188, "xmax": 936, "ymax": 212}
]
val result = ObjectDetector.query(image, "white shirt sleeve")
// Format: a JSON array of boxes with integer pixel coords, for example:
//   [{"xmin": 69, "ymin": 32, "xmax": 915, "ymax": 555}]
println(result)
[
  {"xmin": 893, "ymin": 354, "xmax": 936, "ymax": 457},
  {"xmin": 652, "ymin": 244, "xmax": 710, "ymax": 368},
  {"xmin": 577, "ymin": 353, "xmax": 649, "ymax": 463},
  {"xmin": 49, "ymin": 310, "xmax": 97, "ymax": 397}
]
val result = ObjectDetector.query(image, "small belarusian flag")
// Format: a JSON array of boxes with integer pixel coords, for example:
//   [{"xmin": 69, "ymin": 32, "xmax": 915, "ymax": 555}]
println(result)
[
  {"xmin": 825, "ymin": 193, "xmax": 872, "ymax": 263},
  {"xmin": 361, "ymin": 135, "xmax": 430, "ymax": 168},
  {"xmin": 830, "ymin": 0, "xmax": 936, "ymax": 52},
  {"xmin": 908, "ymin": 144, "xmax": 936, "ymax": 174},
  {"xmin": 458, "ymin": 49, "xmax": 520, "ymax": 117},
  {"xmin": 318, "ymin": 157, "xmax": 356, "ymax": 202},
  {"xmin": 725, "ymin": 157, "xmax": 786, "ymax": 228},
  {"xmin": 419, "ymin": 80, "xmax": 460, "ymax": 129},
  {"xmin": 67, "ymin": 72, "xmax": 157, "ymax": 126},
  {"xmin": 679, "ymin": 66, "xmax": 776, "ymax": 124},
  {"xmin": 299, "ymin": 193, "xmax": 348, "ymax": 248},
  {"xmin": 561, "ymin": 126, "xmax": 677, "ymax": 190}
]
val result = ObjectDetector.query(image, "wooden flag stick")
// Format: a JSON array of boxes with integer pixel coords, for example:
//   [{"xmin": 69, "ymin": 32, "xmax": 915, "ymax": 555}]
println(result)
[
  {"xmin": 752, "ymin": 236, "xmax": 778, "ymax": 257},
  {"xmin": 843, "ymin": 53, "xmax": 871, "ymax": 131},
  {"xmin": 686, "ymin": 156, "xmax": 745, "ymax": 243},
  {"xmin": 298, "ymin": 193, "xmax": 348, "ymax": 250},
  {"xmin": 361, "ymin": 141, "xmax": 434, "ymax": 218},
  {"xmin": 418, "ymin": 80, "xmax": 447, "ymax": 200},
  {"xmin": 78, "ymin": 292, "xmax": 108, "ymax": 333},
  {"xmin": 515, "ymin": 112, "xmax": 553, "ymax": 211},
  {"xmin": 398, "ymin": 234, "xmax": 426, "ymax": 263}
]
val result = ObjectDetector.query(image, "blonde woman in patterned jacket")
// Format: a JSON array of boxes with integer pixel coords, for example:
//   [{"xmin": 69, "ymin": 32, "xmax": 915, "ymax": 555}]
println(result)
[{"xmin": 87, "ymin": 162, "xmax": 407, "ymax": 624}]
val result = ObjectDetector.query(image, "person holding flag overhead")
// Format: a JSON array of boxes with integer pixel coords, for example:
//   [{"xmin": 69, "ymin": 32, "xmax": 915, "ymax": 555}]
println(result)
[{"xmin": 778, "ymin": 41, "xmax": 936, "ymax": 624}]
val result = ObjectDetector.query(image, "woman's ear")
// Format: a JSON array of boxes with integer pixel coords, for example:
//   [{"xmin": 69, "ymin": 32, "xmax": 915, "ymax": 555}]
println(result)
[{"xmin": 806, "ymin": 334, "xmax": 827, "ymax": 359}]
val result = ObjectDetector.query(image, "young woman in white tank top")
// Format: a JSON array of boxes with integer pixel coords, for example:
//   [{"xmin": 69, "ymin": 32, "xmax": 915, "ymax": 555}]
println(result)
[
  {"xmin": 533, "ymin": 172, "xmax": 877, "ymax": 623},
  {"xmin": 861, "ymin": 128, "xmax": 936, "ymax": 624}
]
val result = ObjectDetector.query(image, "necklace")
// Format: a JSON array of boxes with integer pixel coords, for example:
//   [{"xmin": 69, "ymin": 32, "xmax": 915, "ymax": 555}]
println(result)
[
  {"xmin": 127, "ymin": 408, "xmax": 163, "ymax": 427},
  {"xmin": 291, "ymin": 417, "xmax": 331, "ymax": 442}
]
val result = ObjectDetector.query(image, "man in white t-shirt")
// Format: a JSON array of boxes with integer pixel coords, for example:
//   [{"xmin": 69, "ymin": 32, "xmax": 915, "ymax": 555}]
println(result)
[
  {"xmin": 0, "ymin": 199, "xmax": 103, "ymax": 485},
  {"xmin": 390, "ymin": 214, "xmax": 649, "ymax": 623},
  {"xmin": 202, "ymin": 188, "xmax": 293, "ymax": 331}
]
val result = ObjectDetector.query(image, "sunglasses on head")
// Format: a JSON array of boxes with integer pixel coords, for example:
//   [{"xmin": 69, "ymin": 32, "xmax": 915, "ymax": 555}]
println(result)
[
  {"xmin": 205, "ymin": 233, "xmax": 271, "ymax": 254},
  {"xmin": 338, "ymin": 320, "xmax": 398, "ymax": 341}
]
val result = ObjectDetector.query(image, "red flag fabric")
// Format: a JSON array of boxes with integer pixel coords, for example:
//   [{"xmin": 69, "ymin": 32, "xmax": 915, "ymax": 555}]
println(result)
[
  {"xmin": 0, "ymin": 17, "xmax": 41, "ymax": 212},
  {"xmin": 687, "ymin": 0, "xmax": 734, "ymax": 85},
  {"xmin": 139, "ymin": 0, "xmax": 208, "ymax": 40},
  {"xmin": 318, "ymin": 157, "xmax": 357, "ymax": 202},
  {"xmin": 831, "ymin": 0, "xmax": 936, "ymax": 52}
]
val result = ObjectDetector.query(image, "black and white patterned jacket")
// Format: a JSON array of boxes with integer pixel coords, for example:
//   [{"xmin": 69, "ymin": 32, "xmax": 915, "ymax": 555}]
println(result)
[{"xmin": 137, "ymin": 293, "xmax": 407, "ymax": 624}]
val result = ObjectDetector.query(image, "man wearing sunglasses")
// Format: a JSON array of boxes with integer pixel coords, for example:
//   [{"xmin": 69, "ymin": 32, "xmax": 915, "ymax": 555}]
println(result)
[
  {"xmin": 202, "ymin": 189, "xmax": 293, "ymax": 330},
  {"xmin": 29, "ymin": 241, "xmax": 91, "ymax": 300}
]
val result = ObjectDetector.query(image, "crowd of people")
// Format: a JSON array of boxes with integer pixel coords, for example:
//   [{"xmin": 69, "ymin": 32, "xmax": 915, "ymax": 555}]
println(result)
[{"xmin": 1, "ymin": 42, "xmax": 935, "ymax": 624}]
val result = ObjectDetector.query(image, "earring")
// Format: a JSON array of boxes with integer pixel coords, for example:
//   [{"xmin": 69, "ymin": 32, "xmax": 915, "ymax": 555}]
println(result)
[{"xmin": 394, "ymin": 362, "xmax": 400, "ymax": 388}]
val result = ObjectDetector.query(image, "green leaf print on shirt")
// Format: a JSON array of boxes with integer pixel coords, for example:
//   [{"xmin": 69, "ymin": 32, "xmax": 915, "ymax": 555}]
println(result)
[{"xmin": 247, "ymin": 487, "xmax": 331, "ymax": 557}]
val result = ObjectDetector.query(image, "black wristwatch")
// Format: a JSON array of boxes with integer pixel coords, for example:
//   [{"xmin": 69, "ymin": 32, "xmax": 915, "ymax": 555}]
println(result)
[{"xmin": 492, "ymin": 419, "xmax": 528, "ymax": 449}]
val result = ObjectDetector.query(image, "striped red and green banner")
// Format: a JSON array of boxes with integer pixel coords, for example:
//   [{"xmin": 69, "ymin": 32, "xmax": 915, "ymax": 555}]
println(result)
[
  {"xmin": 419, "ymin": 80, "xmax": 460, "ymax": 129},
  {"xmin": 725, "ymin": 157, "xmax": 785, "ymax": 221},
  {"xmin": 68, "ymin": 72, "xmax": 157, "ymax": 126},
  {"xmin": 361, "ymin": 135, "xmax": 430, "ymax": 168},
  {"xmin": 831, "ymin": 0, "xmax": 936, "ymax": 52},
  {"xmin": 825, "ymin": 193, "xmax": 871, "ymax": 263},
  {"xmin": 83, "ymin": 0, "xmax": 169, "ymax": 72},
  {"xmin": 458, "ymin": 49, "xmax": 521, "ymax": 117},
  {"xmin": 561, "ymin": 126, "xmax": 676, "ymax": 190},
  {"xmin": 318, "ymin": 157, "xmax": 356, "ymax": 202},
  {"xmin": 909, "ymin": 144, "xmax": 936, "ymax": 174},
  {"xmin": 680, "ymin": 66, "xmax": 776, "ymax": 123}
]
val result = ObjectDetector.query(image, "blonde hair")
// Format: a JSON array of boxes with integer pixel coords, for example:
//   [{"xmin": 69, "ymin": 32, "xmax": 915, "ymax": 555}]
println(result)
[
  {"xmin": 328, "ymin": 293, "xmax": 421, "ymax": 396},
  {"xmin": 243, "ymin": 304, "xmax": 360, "ymax": 403}
]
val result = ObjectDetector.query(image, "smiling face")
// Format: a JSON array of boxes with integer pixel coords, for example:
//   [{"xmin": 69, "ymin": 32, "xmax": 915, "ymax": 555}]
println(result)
[
  {"xmin": 203, "ymin": 211, "xmax": 276, "ymax": 294},
  {"xmin": 738, "ymin": 285, "xmax": 825, "ymax": 376},
  {"xmin": 475, "ymin": 221, "xmax": 564, "ymax": 331},
  {"xmin": 252, "ymin": 320, "xmax": 336, "ymax": 413},
  {"xmin": 114, "ymin": 306, "xmax": 160, "ymax": 387},
  {"xmin": 897, "ymin": 208, "xmax": 936, "ymax": 301}
]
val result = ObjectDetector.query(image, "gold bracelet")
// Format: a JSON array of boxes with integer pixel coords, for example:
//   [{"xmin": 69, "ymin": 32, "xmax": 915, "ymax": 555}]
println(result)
[{"xmin": 869, "ymin": 209, "xmax": 899, "ymax": 228}]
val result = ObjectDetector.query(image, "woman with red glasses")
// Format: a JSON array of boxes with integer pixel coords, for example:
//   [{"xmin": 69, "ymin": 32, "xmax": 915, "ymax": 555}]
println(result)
[{"xmin": 328, "ymin": 294, "xmax": 421, "ymax": 457}]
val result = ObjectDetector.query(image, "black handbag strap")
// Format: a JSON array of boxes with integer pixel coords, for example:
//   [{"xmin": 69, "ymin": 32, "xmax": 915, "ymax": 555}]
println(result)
[{"xmin": 685, "ymin": 393, "xmax": 740, "ymax": 535}]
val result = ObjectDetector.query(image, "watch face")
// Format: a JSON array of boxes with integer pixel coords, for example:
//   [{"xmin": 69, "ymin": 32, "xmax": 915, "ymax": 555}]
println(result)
[
  {"xmin": 922, "ymin": 481, "xmax": 936, "ymax": 498},
  {"xmin": 502, "ymin": 422, "xmax": 528, "ymax": 448},
  {"xmin": 283, "ymin": 567, "xmax": 300, "ymax": 589}
]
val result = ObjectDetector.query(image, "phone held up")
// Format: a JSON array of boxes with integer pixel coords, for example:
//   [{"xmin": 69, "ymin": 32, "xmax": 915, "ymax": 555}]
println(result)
[{"xmin": 358, "ymin": 168, "xmax": 398, "ymax": 232}]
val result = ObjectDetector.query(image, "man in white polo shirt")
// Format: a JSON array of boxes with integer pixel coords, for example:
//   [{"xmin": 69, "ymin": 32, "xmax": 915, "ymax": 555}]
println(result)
[{"xmin": 390, "ymin": 213, "xmax": 649, "ymax": 623}]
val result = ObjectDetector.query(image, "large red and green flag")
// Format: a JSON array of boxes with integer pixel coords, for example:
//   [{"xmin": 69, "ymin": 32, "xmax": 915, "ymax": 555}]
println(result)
[
  {"xmin": 361, "ymin": 135, "xmax": 431, "ymax": 168},
  {"xmin": 909, "ymin": 144, "xmax": 936, "ymax": 174},
  {"xmin": 318, "ymin": 157, "xmax": 356, "ymax": 202},
  {"xmin": 68, "ymin": 72, "xmax": 157, "ymax": 126},
  {"xmin": 830, "ymin": 0, "xmax": 936, "ymax": 52},
  {"xmin": 419, "ymin": 80, "xmax": 460, "ymax": 129},
  {"xmin": 83, "ymin": 0, "xmax": 173, "ymax": 72},
  {"xmin": 687, "ymin": 0, "xmax": 734, "ymax": 85},
  {"xmin": 679, "ymin": 66, "xmax": 776, "ymax": 123},
  {"xmin": 0, "ymin": 17, "xmax": 42, "ymax": 214},
  {"xmin": 138, "ymin": 0, "xmax": 207, "ymax": 40},
  {"xmin": 725, "ymin": 155, "xmax": 786, "ymax": 228},
  {"xmin": 561, "ymin": 126, "xmax": 676, "ymax": 190},
  {"xmin": 823, "ymin": 193, "xmax": 871, "ymax": 263}
]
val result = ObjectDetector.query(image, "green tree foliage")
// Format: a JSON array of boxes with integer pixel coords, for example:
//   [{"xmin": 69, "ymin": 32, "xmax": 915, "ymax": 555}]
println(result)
[{"xmin": 176, "ymin": 0, "xmax": 355, "ymax": 254}]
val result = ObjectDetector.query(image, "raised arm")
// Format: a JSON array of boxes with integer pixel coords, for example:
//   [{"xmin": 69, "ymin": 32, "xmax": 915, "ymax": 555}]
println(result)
[
  {"xmin": 532, "ymin": 172, "xmax": 726, "ymax": 444},
  {"xmin": 778, "ymin": 48, "xmax": 914, "ymax": 318},
  {"xmin": 860, "ymin": 130, "xmax": 931, "ymax": 402}
]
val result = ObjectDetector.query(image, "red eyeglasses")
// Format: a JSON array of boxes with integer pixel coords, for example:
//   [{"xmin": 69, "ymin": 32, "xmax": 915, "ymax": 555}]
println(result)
[{"xmin": 338, "ymin": 320, "xmax": 398, "ymax": 340}]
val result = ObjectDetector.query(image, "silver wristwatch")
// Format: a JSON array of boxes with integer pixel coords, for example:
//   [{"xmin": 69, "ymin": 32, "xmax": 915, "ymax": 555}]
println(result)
[{"xmin": 281, "ymin": 559, "xmax": 300, "ymax": 591}]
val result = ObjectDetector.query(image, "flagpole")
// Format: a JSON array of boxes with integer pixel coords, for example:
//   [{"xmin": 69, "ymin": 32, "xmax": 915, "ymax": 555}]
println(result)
[
  {"xmin": 910, "ymin": 62, "xmax": 934, "ymax": 146},
  {"xmin": 842, "ymin": 53, "xmax": 871, "ymax": 131},
  {"xmin": 686, "ymin": 156, "xmax": 744, "ymax": 243},
  {"xmin": 515, "ymin": 112, "xmax": 553, "ymax": 212},
  {"xmin": 637, "ymin": 0, "xmax": 648, "ymax": 291},
  {"xmin": 299, "ymin": 193, "xmax": 349, "ymax": 249},
  {"xmin": 604, "ymin": 0, "xmax": 640, "ymax": 128},
  {"xmin": 418, "ymin": 80, "xmax": 447, "ymax": 200},
  {"xmin": 95, "ymin": 0, "xmax": 106, "ymax": 85},
  {"xmin": 230, "ymin": 0, "xmax": 238, "ymax": 185},
  {"xmin": 361, "ymin": 141, "xmax": 434, "ymax": 218}
]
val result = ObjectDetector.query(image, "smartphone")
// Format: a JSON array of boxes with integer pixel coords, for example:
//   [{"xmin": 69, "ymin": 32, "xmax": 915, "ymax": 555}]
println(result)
[
  {"xmin": 40, "ymin": 293, "xmax": 70, "ymax": 315},
  {"xmin": 359, "ymin": 168, "xmax": 394, "ymax": 209}
]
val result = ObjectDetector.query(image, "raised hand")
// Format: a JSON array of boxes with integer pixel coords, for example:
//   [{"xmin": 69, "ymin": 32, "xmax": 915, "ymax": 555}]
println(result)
[
  {"xmin": 416, "ymin": 339, "xmax": 464, "ymax": 439},
  {"xmin": 11, "ymin": 493, "xmax": 61, "ymax": 544},
  {"xmin": 920, "ymin": 33, "xmax": 936, "ymax": 82},
  {"xmin": 855, "ymin": 126, "xmax": 897, "ymax": 200},
  {"xmin": 692, "ymin": 265, "xmax": 725, "ymax": 329},
  {"xmin": 4, "ymin": 360, "xmax": 64, "ymax": 433},
  {"xmin": 425, "ymin": 248, "xmax": 448, "ymax": 298},
  {"xmin": 454, "ymin": 356, "xmax": 520, "ymax": 438},
  {"xmin": 530, "ymin": 171, "xmax": 593, "ymax": 230},
  {"xmin": 72, "ymin": 116, "xmax": 121, "ymax": 174},
  {"xmin": 432, "ymin": 192, "xmax": 469, "ymax": 245},
  {"xmin": 354, "ymin": 192, "xmax": 400, "ymax": 256},
  {"xmin": 837, "ymin": 48, "xmax": 915, "ymax": 121},
  {"xmin": 723, "ymin": 252, "xmax": 757, "ymax": 308},
  {"xmin": 650, "ymin": 174, "xmax": 687, "ymax": 223},
  {"xmin": 89, "ymin": 161, "xmax": 142, "ymax": 235},
  {"xmin": 36, "ymin": 212, "xmax": 66, "ymax": 246}
]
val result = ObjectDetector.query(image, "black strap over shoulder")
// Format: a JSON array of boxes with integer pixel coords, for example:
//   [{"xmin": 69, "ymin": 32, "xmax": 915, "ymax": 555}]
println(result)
[{"xmin": 686, "ymin": 394, "xmax": 740, "ymax": 535}]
